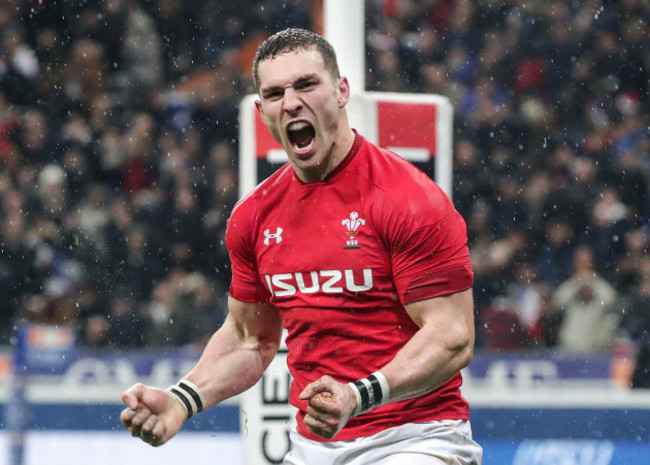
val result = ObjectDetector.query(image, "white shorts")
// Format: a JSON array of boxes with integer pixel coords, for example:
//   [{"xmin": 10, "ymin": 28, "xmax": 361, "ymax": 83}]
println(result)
[{"xmin": 283, "ymin": 420, "xmax": 483, "ymax": 465}]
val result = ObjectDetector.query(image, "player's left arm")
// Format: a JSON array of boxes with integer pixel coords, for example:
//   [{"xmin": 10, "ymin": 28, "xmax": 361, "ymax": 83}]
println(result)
[
  {"xmin": 300, "ymin": 288, "xmax": 474, "ymax": 439},
  {"xmin": 381, "ymin": 287, "xmax": 474, "ymax": 401}
]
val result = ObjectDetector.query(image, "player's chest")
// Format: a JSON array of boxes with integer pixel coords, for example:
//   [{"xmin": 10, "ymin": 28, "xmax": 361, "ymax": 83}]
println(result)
[{"xmin": 254, "ymin": 188, "xmax": 387, "ymax": 275}]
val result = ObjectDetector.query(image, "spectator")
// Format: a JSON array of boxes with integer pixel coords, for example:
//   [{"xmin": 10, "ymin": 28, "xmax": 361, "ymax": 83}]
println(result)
[
  {"xmin": 620, "ymin": 269, "xmax": 650, "ymax": 344},
  {"xmin": 63, "ymin": 39, "xmax": 107, "ymax": 111},
  {"xmin": 15, "ymin": 109, "xmax": 56, "ymax": 166},
  {"xmin": 506, "ymin": 262, "xmax": 547, "ymax": 346},
  {"xmin": 0, "ymin": 90, "xmax": 18, "ymax": 171},
  {"xmin": 184, "ymin": 273, "xmax": 228, "ymax": 348},
  {"xmin": 538, "ymin": 219, "xmax": 575, "ymax": 287},
  {"xmin": 537, "ymin": 285, "xmax": 563, "ymax": 349},
  {"xmin": 0, "ymin": 203, "xmax": 34, "ymax": 342},
  {"xmin": 32, "ymin": 26, "xmax": 67, "ymax": 116},
  {"xmin": 452, "ymin": 138, "xmax": 492, "ymax": 219},
  {"xmin": 617, "ymin": 229, "xmax": 649, "ymax": 293},
  {"xmin": 553, "ymin": 245, "xmax": 619, "ymax": 354},
  {"xmin": 584, "ymin": 186, "xmax": 633, "ymax": 279},
  {"xmin": 490, "ymin": 176, "xmax": 528, "ymax": 239},
  {"xmin": 480, "ymin": 296, "xmax": 528, "ymax": 352},
  {"xmin": 106, "ymin": 295, "xmax": 147, "ymax": 348},
  {"xmin": 81, "ymin": 314, "xmax": 111, "ymax": 347},
  {"xmin": 152, "ymin": 0, "xmax": 196, "ymax": 81},
  {"xmin": 120, "ymin": 0, "xmax": 164, "ymax": 98},
  {"xmin": 142, "ymin": 273, "xmax": 195, "ymax": 347},
  {"xmin": 0, "ymin": 25, "xmax": 39, "ymax": 105},
  {"xmin": 626, "ymin": 269, "xmax": 650, "ymax": 389}
]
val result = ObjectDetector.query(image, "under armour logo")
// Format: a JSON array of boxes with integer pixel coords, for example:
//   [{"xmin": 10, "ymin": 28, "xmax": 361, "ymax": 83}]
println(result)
[{"xmin": 263, "ymin": 228, "xmax": 283, "ymax": 245}]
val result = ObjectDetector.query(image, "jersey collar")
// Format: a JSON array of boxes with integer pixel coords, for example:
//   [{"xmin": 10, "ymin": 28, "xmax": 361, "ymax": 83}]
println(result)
[{"xmin": 295, "ymin": 130, "xmax": 363, "ymax": 185}]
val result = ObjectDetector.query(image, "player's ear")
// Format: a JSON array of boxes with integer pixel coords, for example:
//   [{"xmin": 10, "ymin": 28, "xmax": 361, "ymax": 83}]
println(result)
[
  {"xmin": 255, "ymin": 100, "xmax": 266, "ymax": 122},
  {"xmin": 337, "ymin": 77, "xmax": 351, "ymax": 108}
]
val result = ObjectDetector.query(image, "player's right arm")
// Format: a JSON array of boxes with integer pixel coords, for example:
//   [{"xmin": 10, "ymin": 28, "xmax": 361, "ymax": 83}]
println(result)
[{"xmin": 120, "ymin": 297, "xmax": 283, "ymax": 446}]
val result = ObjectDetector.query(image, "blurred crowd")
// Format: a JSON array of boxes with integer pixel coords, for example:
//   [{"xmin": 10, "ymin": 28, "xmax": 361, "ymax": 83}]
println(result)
[{"xmin": 0, "ymin": 0, "xmax": 648, "ymax": 356}]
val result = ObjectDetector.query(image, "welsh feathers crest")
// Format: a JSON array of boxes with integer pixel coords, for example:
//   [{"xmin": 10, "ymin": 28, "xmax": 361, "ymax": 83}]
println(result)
[{"xmin": 341, "ymin": 211, "xmax": 365, "ymax": 249}]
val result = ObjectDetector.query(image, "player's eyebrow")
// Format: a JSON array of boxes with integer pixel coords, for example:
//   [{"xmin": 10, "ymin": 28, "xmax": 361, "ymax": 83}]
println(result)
[
  {"xmin": 293, "ymin": 74, "xmax": 319, "ymax": 86},
  {"xmin": 261, "ymin": 73, "xmax": 320, "ymax": 98}
]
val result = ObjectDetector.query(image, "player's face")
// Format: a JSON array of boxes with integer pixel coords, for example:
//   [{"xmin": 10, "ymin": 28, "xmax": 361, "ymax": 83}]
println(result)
[{"xmin": 256, "ymin": 47, "xmax": 352, "ymax": 182}]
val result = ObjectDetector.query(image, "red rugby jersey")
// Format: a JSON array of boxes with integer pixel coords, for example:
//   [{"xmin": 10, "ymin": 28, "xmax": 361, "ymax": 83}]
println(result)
[{"xmin": 226, "ymin": 133, "xmax": 473, "ymax": 441}]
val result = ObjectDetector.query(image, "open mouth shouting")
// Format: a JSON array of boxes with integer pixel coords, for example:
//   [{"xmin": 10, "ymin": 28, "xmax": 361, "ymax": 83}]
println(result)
[{"xmin": 287, "ymin": 121, "xmax": 316, "ymax": 155}]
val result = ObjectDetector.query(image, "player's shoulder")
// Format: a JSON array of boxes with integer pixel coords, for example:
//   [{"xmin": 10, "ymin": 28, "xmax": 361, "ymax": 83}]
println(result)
[{"xmin": 356, "ymin": 136, "xmax": 450, "ymax": 207}]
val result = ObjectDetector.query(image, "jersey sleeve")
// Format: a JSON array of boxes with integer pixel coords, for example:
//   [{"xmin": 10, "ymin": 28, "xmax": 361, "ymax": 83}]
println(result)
[
  {"xmin": 225, "ymin": 201, "xmax": 271, "ymax": 303},
  {"xmin": 381, "ymin": 182, "xmax": 473, "ymax": 305}
]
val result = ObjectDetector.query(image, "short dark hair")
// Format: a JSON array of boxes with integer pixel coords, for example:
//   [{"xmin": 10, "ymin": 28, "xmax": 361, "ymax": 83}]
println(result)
[{"xmin": 252, "ymin": 28, "xmax": 340, "ymax": 93}]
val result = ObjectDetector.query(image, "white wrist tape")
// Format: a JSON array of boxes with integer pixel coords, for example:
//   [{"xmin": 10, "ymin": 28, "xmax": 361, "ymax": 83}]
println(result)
[
  {"xmin": 348, "ymin": 371, "xmax": 391, "ymax": 417},
  {"xmin": 167, "ymin": 379, "xmax": 206, "ymax": 419}
]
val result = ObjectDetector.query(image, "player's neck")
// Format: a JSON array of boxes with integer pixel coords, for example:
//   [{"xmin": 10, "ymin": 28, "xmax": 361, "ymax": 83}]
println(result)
[{"xmin": 296, "ymin": 126, "xmax": 355, "ymax": 183}]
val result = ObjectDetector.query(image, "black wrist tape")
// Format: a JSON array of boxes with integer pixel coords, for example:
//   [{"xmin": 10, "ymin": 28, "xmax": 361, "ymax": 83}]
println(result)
[
  {"xmin": 167, "ymin": 379, "xmax": 205, "ymax": 419},
  {"xmin": 348, "ymin": 371, "xmax": 390, "ymax": 417}
]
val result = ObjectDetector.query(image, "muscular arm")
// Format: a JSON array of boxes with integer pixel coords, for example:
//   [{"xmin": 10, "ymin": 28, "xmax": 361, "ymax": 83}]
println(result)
[
  {"xmin": 381, "ymin": 288, "xmax": 475, "ymax": 401},
  {"xmin": 300, "ymin": 288, "xmax": 474, "ymax": 438},
  {"xmin": 184, "ymin": 297, "xmax": 284, "ymax": 407},
  {"xmin": 121, "ymin": 297, "xmax": 283, "ymax": 446}
]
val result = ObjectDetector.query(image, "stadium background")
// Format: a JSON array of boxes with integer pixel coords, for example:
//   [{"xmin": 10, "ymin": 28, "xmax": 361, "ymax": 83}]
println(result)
[{"xmin": 0, "ymin": 1, "xmax": 649, "ymax": 464}]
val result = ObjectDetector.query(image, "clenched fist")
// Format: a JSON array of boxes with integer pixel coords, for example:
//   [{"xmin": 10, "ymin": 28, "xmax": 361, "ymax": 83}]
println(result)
[
  {"xmin": 298, "ymin": 375, "xmax": 358, "ymax": 439},
  {"xmin": 120, "ymin": 383, "xmax": 187, "ymax": 447}
]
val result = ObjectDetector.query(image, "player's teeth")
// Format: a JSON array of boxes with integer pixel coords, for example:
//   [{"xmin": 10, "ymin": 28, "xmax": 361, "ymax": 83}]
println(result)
[{"xmin": 289, "ymin": 121, "xmax": 310, "ymax": 131}]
